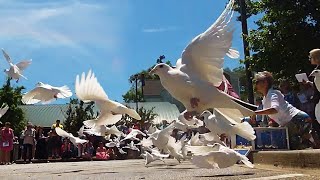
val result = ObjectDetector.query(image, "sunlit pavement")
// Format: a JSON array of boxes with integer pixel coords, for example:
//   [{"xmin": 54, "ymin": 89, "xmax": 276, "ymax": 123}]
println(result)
[{"xmin": 0, "ymin": 159, "xmax": 319, "ymax": 180}]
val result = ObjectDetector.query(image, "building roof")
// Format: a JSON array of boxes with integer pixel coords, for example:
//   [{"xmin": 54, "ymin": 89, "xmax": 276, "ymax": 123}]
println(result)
[
  {"xmin": 18, "ymin": 102, "xmax": 180, "ymax": 127},
  {"xmin": 125, "ymin": 102, "xmax": 180, "ymax": 124},
  {"xmin": 19, "ymin": 104, "xmax": 71, "ymax": 127}
]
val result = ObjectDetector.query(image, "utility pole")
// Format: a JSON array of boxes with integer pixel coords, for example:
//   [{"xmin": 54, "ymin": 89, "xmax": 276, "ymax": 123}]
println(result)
[
  {"xmin": 134, "ymin": 74, "xmax": 138, "ymax": 111},
  {"xmin": 239, "ymin": 0, "xmax": 254, "ymax": 104}
]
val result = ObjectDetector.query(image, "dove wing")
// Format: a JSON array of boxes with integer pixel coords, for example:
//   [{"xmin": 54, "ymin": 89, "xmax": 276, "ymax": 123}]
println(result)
[
  {"xmin": 179, "ymin": 0, "xmax": 237, "ymax": 86},
  {"xmin": 16, "ymin": 60, "xmax": 32, "ymax": 71}
]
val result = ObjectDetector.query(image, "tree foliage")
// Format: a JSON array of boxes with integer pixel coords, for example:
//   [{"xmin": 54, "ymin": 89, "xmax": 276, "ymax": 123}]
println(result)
[
  {"xmin": 122, "ymin": 87, "xmax": 144, "ymax": 103},
  {"xmin": 123, "ymin": 55, "xmax": 172, "ymax": 103},
  {"xmin": 235, "ymin": 0, "xmax": 320, "ymax": 81},
  {"xmin": 0, "ymin": 79, "xmax": 26, "ymax": 135},
  {"xmin": 63, "ymin": 98, "xmax": 97, "ymax": 136},
  {"xmin": 118, "ymin": 106, "xmax": 158, "ymax": 127}
]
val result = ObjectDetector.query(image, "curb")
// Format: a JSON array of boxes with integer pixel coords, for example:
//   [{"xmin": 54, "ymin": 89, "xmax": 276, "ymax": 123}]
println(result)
[{"xmin": 251, "ymin": 149, "xmax": 320, "ymax": 168}]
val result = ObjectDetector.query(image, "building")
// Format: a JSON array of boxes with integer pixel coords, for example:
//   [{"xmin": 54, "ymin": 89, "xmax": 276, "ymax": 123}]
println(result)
[{"xmin": 19, "ymin": 102, "xmax": 180, "ymax": 127}]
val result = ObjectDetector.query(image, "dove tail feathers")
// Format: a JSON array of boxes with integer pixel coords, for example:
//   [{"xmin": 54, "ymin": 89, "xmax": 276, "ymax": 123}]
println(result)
[
  {"xmin": 241, "ymin": 159, "xmax": 254, "ymax": 168},
  {"xmin": 233, "ymin": 121, "xmax": 256, "ymax": 141},
  {"xmin": 226, "ymin": 48, "xmax": 240, "ymax": 59}
]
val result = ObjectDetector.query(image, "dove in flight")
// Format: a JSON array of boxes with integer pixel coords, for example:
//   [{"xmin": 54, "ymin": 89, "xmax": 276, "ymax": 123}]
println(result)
[
  {"xmin": 2, "ymin": 48, "xmax": 32, "ymax": 83},
  {"xmin": 22, "ymin": 82, "xmax": 72, "ymax": 104},
  {"xmin": 55, "ymin": 127, "xmax": 88, "ymax": 146},
  {"xmin": 75, "ymin": 70, "xmax": 141, "ymax": 128},
  {"xmin": 121, "ymin": 129, "xmax": 146, "ymax": 142},
  {"xmin": 84, "ymin": 125, "xmax": 124, "ymax": 137},
  {"xmin": 187, "ymin": 143, "xmax": 254, "ymax": 169},
  {"xmin": 200, "ymin": 110, "xmax": 256, "ymax": 141},
  {"xmin": 144, "ymin": 149, "xmax": 169, "ymax": 166},
  {"xmin": 0, "ymin": 104, "xmax": 9, "ymax": 119},
  {"xmin": 149, "ymin": 0, "xmax": 255, "ymax": 121}
]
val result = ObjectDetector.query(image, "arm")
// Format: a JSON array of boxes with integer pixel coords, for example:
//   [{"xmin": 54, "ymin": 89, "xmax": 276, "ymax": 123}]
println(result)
[{"xmin": 255, "ymin": 107, "xmax": 278, "ymax": 115}]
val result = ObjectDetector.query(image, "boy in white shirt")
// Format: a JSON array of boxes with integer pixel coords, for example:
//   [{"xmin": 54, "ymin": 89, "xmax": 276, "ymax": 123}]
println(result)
[{"xmin": 254, "ymin": 71, "xmax": 318, "ymax": 149}]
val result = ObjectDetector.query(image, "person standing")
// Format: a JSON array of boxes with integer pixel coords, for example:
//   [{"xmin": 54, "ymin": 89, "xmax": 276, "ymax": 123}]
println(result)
[
  {"xmin": 22, "ymin": 122, "xmax": 36, "ymax": 163},
  {"xmin": 0, "ymin": 122, "xmax": 14, "ymax": 165}
]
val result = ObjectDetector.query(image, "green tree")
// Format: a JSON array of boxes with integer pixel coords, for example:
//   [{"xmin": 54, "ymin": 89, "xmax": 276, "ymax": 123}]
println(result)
[
  {"xmin": 122, "ymin": 87, "xmax": 143, "ymax": 103},
  {"xmin": 231, "ymin": 66, "xmax": 249, "ymax": 100},
  {"xmin": 235, "ymin": 0, "xmax": 320, "ymax": 81},
  {"xmin": 0, "ymin": 79, "xmax": 26, "ymax": 135},
  {"xmin": 63, "ymin": 98, "xmax": 97, "ymax": 135},
  {"xmin": 123, "ymin": 55, "xmax": 172, "ymax": 102},
  {"xmin": 117, "ymin": 106, "xmax": 158, "ymax": 127}
]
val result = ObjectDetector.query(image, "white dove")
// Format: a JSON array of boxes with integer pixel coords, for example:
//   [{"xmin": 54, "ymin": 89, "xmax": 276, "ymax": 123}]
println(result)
[
  {"xmin": 201, "ymin": 110, "xmax": 256, "ymax": 141},
  {"xmin": 75, "ymin": 70, "xmax": 141, "ymax": 128},
  {"xmin": 55, "ymin": 127, "xmax": 88, "ymax": 146},
  {"xmin": 0, "ymin": 104, "xmax": 9, "ymax": 119},
  {"xmin": 173, "ymin": 114, "xmax": 204, "ymax": 132},
  {"xmin": 199, "ymin": 132, "xmax": 226, "ymax": 146},
  {"xmin": 123, "ymin": 141, "xmax": 140, "ymax": 152},
  {"xmin": 144, "ymin": 150, "xmax": 169, "ymax": 166},
  {"xmin": 189, "ymin": 132, "xmax": 205, "ymax": 146},
  {"xmin": 148, "ymin": 123, "xmax": 175, "ymax": 151},
  {"xmin": 105, "ymin": 138, "xmax": 127, "ymax": 154},
  {"xmin": 166, "ymin": 135, "xmax": 186, "ymax": 163},
  {"xmin": 22, "ymin": 82, "xmax": 73, "ymax": 104},
  {"xmin": 147, "ymin": 125, "xmax": 159, "ymax": 135},
  {"xmin": 149, "ymin": 0, "xmax": 255, "ymax": 121},
  {"xmin": 2, "ymin": 48, "xmax": 32, "ymax": 82},
  {"xmin": 187, "ymin": 143, "xmax": 254, "ymax": 169},
  {"xmin": 77, "ymin": 126, "xmax": 85, "ymax": 137},
  {"xmin": 84, "ymin": 125, "xmax": 124, "ymax": 137},
  {"xmin": 309, "ymin": 69, "xmax": 320, "ymax": 123},
  {"xmin": 121, "ymin": 129, "xmax": 146, "ymax": 142}
]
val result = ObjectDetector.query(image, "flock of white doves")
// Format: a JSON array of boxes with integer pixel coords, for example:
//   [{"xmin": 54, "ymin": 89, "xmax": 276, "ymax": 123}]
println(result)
[{"xmin": 0, "ymin": 0, "xmax": 259, "ymax": 169}]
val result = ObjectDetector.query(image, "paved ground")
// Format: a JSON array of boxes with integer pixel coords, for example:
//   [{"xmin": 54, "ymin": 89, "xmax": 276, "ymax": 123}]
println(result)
[{"xmin": 0, "ymin": 159, "xmax": 319, "ymax": 180}]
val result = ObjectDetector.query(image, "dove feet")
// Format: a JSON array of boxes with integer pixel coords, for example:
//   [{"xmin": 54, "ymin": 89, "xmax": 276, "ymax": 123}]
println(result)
[{"xmin": 190, "ymin": 98, "xmax": 200, "ymax": 108}]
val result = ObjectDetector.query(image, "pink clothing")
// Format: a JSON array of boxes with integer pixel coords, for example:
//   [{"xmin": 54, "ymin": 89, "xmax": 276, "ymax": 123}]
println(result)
[
  {"xmin": 217, "ymin": 76, "xmax": 240, "ymax": 99},
  {"xmin": 0, "ymin": 128, "xmax": 14, "ymax": 152},
  {"xmin": 96, "ymin": 147, "xmax": 110, "ymax": 160}
]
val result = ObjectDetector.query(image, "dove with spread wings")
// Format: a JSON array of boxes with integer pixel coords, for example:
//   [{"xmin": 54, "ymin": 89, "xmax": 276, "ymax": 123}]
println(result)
[
  {"xmin": 149, "ymin": 0, "xmax": 256, "ymax": 122},
  {"xmin": 2, "ymin": 48, "xmax": 32, "ymax": 83}
]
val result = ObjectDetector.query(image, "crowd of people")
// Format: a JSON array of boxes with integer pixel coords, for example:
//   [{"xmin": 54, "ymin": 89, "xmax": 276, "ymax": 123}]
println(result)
[
  {"xmin": 1, "ymin": 49, "xmax": 320, "ymax": 165},
  {"xmin": 0, "ymin": 119, "xmax": 163, "ymax": 165}
]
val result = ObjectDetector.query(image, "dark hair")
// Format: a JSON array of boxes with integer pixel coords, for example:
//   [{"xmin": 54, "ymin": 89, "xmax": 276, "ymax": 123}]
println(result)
[
  {"xmin": 254, "ymin": 71, "xmax": 274, "ymax": 89},
  {"xmin": 5, "ymin": 122, "xmax": 11, "ymax": 126}
]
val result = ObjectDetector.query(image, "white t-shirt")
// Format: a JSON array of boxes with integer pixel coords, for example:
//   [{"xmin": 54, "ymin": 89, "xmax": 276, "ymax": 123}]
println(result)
[{"xmin": 262, "ymin": 88, "xmax": 300, "ymax": 126}]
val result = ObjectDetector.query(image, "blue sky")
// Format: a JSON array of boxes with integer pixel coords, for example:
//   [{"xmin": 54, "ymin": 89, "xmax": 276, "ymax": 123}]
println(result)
[{"xmin": 0, "ymin": 0, "xmax": 257, "ymax": 103}]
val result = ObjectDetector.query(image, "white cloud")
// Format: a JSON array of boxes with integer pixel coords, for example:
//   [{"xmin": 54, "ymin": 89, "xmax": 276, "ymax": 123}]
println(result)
[
  {"xmin": 142, "ymin": 26, "xmax": 178, "ymax": 33},
  {"xmin": 0, "ymin": 0, "xmax": 129, "ymax": 53}
]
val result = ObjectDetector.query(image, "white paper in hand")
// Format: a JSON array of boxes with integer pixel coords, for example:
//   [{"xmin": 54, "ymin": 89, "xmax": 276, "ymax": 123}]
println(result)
[{"xmin": 295, "ymin": 73, "xmax": 309, "ymax": 82}]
